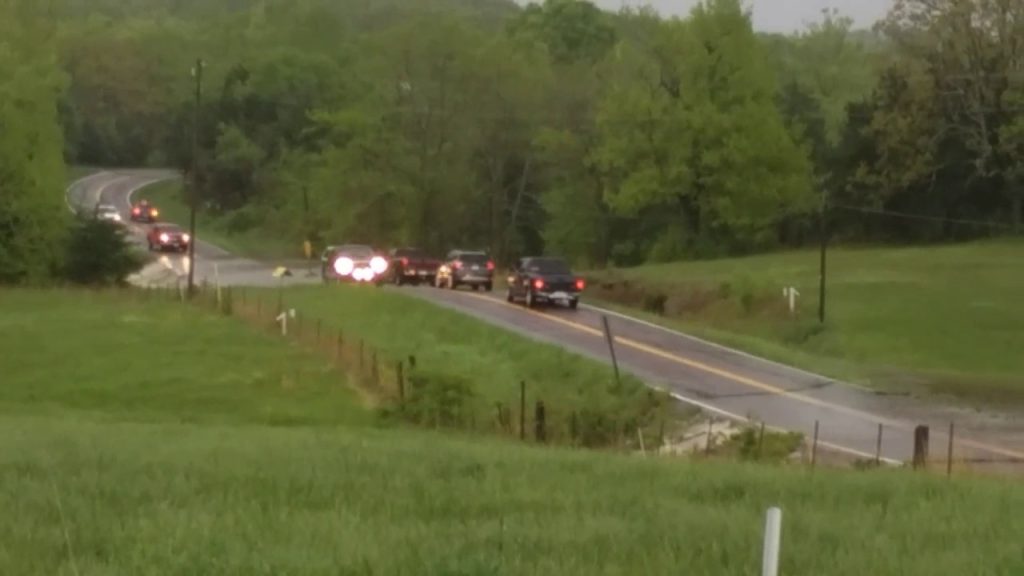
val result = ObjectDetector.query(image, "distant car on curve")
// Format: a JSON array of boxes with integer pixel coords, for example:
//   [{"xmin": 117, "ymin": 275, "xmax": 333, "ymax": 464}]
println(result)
[
  {"xmin": 147, "ymin": 224, "xmax": 190, "ymax": 253},
  {"xmin": 130, "ymin": 200, "xmax": 159, "ymax": 223},
  {"xmin": 435, "ymin": 249, "xmax": 494, "ymax": 291},
  {"xmin": 94, "ymin": 203, "xmax": 122, "ymax": 223},
  {"xmin": 321, "ymin": 244, "xmax": 388, "ymax": 284},
  {"xmin": 386, "ymin": 247, "xmax": 441, "ymax": 286},
  {"xmin": 505, "ymin": 256, "xmax": 585, "ymax": 310}
]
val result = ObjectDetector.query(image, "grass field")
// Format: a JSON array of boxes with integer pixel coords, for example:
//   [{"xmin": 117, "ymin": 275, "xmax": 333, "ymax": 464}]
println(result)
[
  {"xmin": 266, "ymin": 285, "xmax": 664, "ymax": 444},
  {"xmin": 586, "ymin": 240, "xmax": 1024, "ymax": 403},
  {"xmin": 0, "ymin": 289, "xmax": 366, "ymax": 427},
  {"xmin": 143, "ymin": 180, "xmax": 299, "ymax": 259},
  {"xmin": 4, "ymin": 288, "xmax": 1024, "ymax": 574}
]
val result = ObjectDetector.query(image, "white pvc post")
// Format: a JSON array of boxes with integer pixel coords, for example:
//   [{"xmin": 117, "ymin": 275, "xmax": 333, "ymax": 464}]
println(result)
[{"xmin": 762, "ymin": 507, "xmax": 782, "ymax": 576}]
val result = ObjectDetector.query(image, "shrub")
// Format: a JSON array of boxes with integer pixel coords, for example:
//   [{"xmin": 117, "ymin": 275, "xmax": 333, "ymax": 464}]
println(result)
[
  {"xmin": 398, "ymin": 371, "xmax": 477, "ymax": 429},
  {"xmin": 62, "ymin": 216, "xmax": 144, "ymax": 286}
]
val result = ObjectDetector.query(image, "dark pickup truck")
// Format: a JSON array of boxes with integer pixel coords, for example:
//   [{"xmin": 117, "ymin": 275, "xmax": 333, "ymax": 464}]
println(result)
[
  {"xmin": 387, "ymin": 247, "xmax": 441, "ymax": 286},
  {"xmin": 505, "ymin": 256, "xmax": 585, "ymax": 310}
]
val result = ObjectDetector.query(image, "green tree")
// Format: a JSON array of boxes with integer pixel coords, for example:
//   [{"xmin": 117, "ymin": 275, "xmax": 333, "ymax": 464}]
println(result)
[{"xmin": 0, "ymin": 0, "xmax": 68, "ymax": 283}]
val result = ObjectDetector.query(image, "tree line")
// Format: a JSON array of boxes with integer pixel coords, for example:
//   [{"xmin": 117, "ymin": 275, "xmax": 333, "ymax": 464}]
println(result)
[{"xmin": 2, "ymin": 0, "xmax": 1021, "ymax": 283}]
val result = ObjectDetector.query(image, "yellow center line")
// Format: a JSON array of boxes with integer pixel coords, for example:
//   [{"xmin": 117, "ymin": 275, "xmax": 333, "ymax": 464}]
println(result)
[{"xmin": 461, "ymin": 291, "xmax": 1024, "ymax": 461}]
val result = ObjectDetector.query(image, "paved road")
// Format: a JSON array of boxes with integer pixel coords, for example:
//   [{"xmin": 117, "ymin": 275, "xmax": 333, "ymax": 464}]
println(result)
[
  {"xmin": 68, "ymin": 170, "xmax": 1024, "ymax": 465},
  {"xmin": 67, "ymin": 170, "xmax": 320, "ymax": 288}
]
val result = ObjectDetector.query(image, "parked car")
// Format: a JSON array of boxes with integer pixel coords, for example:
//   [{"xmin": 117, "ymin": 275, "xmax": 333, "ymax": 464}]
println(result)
[
  {"xmin": 386, "ymin": 247, "xmax": 441, "ymax": 286},
  {"xmin": 321, "ymin": 244, "xmax": 389, "ymax": 284},
  {"xmin": 505, "ymin": 256, "xmax": 585, "ymax": 309},
  {"xmin": 435, "ymin": 249, "xmax": 494, "ymax": 291}
]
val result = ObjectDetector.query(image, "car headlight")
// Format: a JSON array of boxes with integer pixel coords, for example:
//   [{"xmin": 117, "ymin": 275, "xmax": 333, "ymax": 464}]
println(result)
[
  {"xmin": 333, "ymin": 257, "xmax": 354, "ymax": 276},
  {"xmin": 159, "ymin": 233, "xmax": 170, "ymax": 243},
  {"xmin": 182, "ymin": 234, "xmax": 190, "ymax": 242},
  {"xmin": 370, "ymin": 256, "xmax": 388, "ymax": 274}
]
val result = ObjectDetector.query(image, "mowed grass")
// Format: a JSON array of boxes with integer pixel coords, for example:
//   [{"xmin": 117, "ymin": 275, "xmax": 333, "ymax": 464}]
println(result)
[
  {"xmin": 0, "ymin": 289, "xmax": 366, "ymax": 426},
  {"xmin": 4, "ymin": 288, "xmax": 1024, "ymax": 574},
  {"xmin": 143, "ymin": 180, "xmax": 299, "ymax": 259},
  {"xmin": 277, "ymin": 285, "xmax": 656, "ymax": 420},
  {"xmin": 587, "ymin": 241, "xmax": 1024, "ymax": 401}
]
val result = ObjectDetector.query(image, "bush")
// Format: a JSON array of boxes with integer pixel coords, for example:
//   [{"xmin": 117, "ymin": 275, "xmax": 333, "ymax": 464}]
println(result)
[
  {"xmin": 62, "ymin": 216, "xmax": 144, "ymax": 286},
  {"xmin": 398, "ymin": 371, "xmax": 477, "ymax": 429}
]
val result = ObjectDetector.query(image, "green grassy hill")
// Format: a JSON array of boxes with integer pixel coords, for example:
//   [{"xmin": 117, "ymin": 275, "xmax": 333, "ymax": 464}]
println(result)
[
  {"xmin": 3, "ymin": 287, "xmax": 1024, "ymax": 574},
  {"xmin": 587, "ymin": 240, "xmax": 1024, "ymax": 403}
]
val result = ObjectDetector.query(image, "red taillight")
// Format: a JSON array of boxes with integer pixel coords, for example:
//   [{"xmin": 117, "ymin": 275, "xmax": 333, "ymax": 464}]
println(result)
[
  {"xmin": 486, "ymin": 260, "xmax": 495, "ymax": 271},
  {"xmin": 132, "ymin": 207, "xmax": 140, "ymax": 215},
  {"xmin": 401, "ymin": 257, "xmax": 409, "ymax": 267},
  {"xmin": 452, "ymin": 261, "xmax": 462, "ymax": 269},
  {"xmin": 575, "ymin": 279, "xmax": 586, "ymax": 291},
  {"xmin": 533, "ymin": 279, "xmax": 544, "ymax": 290}
]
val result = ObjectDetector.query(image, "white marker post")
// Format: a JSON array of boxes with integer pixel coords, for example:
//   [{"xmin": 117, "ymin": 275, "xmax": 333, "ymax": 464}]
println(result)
[
  {"xmin": 782, "ymin": 287, "xmax": 800, "ymax": 316},
  {"xmin": 276, "ymin": 309, "xmax": 296, "ymax": 336},
  {"xmin": 762, "ymin": 507, "xmax": 783, "ymax": 576}
]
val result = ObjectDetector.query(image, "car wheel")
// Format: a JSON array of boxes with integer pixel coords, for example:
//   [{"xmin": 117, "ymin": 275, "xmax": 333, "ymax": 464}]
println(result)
[
  {"xmin": 505, "ymin": 287, "xmax": 514, "ymax": 303},
  {"xmin": 472, "ymin": 284, "xmax": 479, "ymax": 292},
  {"xmin": 526, "ymin": 290, "xmax": 536, "ymax": 309},
  {"xmin": 147, "ymin": 241, "xmax": 153, "ymax": 251},
  {"xmin": 394, "ymin": 274, "xmax": 402, "ymax": 286},
  {"xmin": 484, "ymin": 282, "xmax": 493, "ymax": 292},
  {"xmin": 569, "ymin": 298, "xmax": 579, "ymax": 310},
  {"xmin": 448, "ymin": 276, "xmax": 456, "ymax": 290}
]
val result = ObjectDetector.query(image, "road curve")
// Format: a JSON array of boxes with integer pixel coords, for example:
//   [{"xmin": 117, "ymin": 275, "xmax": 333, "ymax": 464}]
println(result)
[
  {"xmin": 67, "ymin": 171, "xmax": 1024, "ymax": 465},
  {"xmin": 67, "ymin": 170, "xmax": 320, "ymax": 288}
]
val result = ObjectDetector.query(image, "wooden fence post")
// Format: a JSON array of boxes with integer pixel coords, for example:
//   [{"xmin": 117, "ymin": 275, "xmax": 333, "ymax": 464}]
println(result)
[
  {"xmin": 875, "ymin": 423, "xmax": 884, "ymax": 466},
  {"xmin": 371, "ymin": 350, "xmax": 379, "ymax": 387},
  {"xmin": 519, "ymin": 381, "xmax": 526, "ymax": 441},
  {"xmin": 396, "ymin": 361, "xmax": 405, "ymax": 401},
  {"xmin": 913, "ymin": 425, "xmax": 930, "ymax": 470},
  {"xmin": 947, "ymin": 422, "xmax": 955, "ymax": 478},
  {"xmin": 757, "ymin": 422, "xmax": 766, "ymax": 460},
  {"xmin": 811, "ymin": 420, "xmax": 820, "ymax": 469},
  {"xmin": 534, "ymin": 400, "xmax": 546, "ymax": 443}
]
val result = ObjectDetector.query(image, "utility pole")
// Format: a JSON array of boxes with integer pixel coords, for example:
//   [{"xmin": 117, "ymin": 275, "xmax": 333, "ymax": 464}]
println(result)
[
  {"xmin": 818, "ymin": 188, "xmax": 828, "ymax": 324},
  {"xmin": 187, "ymin": 58, "xmax": 204, "ymax": 298}
]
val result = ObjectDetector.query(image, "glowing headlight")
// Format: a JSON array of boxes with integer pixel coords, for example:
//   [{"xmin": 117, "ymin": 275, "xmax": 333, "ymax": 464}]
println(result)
[
  {"xmin": 333, "ymin": 257, "xmax": 354, "ymax": 276},
  {"xmin": 370, "ymin": 256, "xmax": 388, "ymax": 274},
  {"xmin": 159, "ymin": 233, "xmax": 170, "ymax": 243},
  {"xmin": 112, "ymin": 214, "xmax": 122, "ymax": 221},
  {"xmin": 182, "ymin": 234, "xmax": 190, "ymax": 242}
]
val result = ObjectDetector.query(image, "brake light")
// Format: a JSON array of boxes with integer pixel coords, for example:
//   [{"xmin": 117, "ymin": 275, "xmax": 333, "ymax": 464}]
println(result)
[
  {"xmin": 452, "ymin": 261, "xmax": 462, "ymax": 269},
  {"xmin": 486, "ymin": 260, "xmax": 495, "ymax": 271},
  {"xmin": 132, "ymin": 207, "xmax": 140, "ymax": 215},
  {"xmin": 576, "ymin": 279, "xmax": 585, "ymax": 291},
  {"xmin": 533, "ymin": 279, "xmax": 544, "ymax": 290},
  {"xmin": 400, "ymin": 257, "xmax": 409, "ymax": 267}
]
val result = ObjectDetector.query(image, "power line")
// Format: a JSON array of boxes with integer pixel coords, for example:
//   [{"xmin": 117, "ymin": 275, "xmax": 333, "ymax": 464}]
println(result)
[{"xmin": 830, "ymin": 203, "xmax": 1015, "ymax": 229}]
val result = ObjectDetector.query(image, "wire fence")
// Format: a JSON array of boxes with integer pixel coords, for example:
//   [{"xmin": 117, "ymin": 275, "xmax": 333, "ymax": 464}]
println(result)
[{"xmin": 139, "ymin": 282, "xmax": 1024, "ymax": 478}]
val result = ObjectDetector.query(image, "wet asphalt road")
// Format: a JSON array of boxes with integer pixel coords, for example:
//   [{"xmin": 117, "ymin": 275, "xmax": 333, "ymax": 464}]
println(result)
[{"xmin": 68, "ymin": 170, "xmax": 1024, "ymax": 465}]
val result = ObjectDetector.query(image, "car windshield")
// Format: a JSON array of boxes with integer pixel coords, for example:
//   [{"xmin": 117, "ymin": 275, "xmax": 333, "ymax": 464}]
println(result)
[
  {"xmin": 458, "ymin": 253, "xmax": 489, "ymax": 264},
  {"xmin": 338, "ymin": 245, "xmax": 373, "ymax": 259},
  {"xmin": 98, "ymin": 205, "xmax": 117, "ymax": 212},
  {"xmin": 526, "ymin": 258, "xmax": 571, "ymax": 275},
  {"xmin": 161, "ymin": 226, "xmax": 183, "ymax": 234}
]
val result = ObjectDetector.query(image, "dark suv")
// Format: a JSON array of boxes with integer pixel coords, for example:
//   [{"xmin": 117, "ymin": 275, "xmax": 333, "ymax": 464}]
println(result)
[
  {"xmin": 435, "ymin": 250, "xmax": 494, "ymax": 291},
  {"xmin": 505, "ymin": 256, "xmax": 585, "ymax": 309}
]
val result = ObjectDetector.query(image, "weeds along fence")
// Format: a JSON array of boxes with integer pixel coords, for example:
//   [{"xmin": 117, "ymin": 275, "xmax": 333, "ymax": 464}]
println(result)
[
  {"xmin": 151, "ymin": 283, "xmax": 669, "ymax": 452},
  {"xmin": 141, "ymin": 284, "xmax": 1024, "ymax": 477}
]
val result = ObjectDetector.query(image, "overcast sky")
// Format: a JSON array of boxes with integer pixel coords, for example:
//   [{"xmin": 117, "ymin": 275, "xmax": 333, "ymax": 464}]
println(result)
[{"xmin": 567, "ymin": 0, "xmax": 894, "ymax": 32}]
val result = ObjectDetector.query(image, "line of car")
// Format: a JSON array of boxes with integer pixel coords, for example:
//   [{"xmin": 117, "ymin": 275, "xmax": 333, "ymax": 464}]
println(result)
[
  {"xmin": 320, "ymin": 245, "xmax": 586, "ymax": 310},
  {"xmin": 92, "ymin": 199, "xmax": 192, "ymax": 254}
]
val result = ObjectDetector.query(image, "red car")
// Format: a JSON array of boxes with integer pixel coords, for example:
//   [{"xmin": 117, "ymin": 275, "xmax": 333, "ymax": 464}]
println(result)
[
  {"xmin": 130, "ymin": 200, "xmax": 159, "ymax": 223},
  {"xmin": 147, "ymin": 224, "xmax": 190, "ymax": 253}
]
